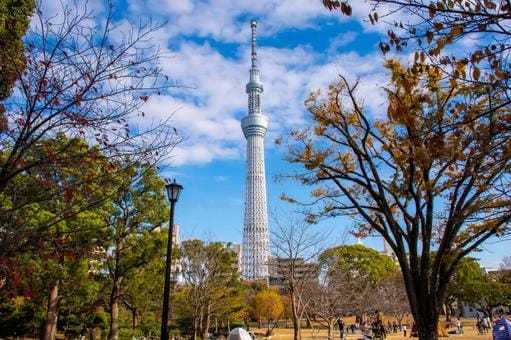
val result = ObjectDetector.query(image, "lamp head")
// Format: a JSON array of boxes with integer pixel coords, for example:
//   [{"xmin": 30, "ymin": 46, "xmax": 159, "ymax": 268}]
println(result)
[{"xmin": 165, "ymin": 179, "xmax": 183, "ymax": 203}]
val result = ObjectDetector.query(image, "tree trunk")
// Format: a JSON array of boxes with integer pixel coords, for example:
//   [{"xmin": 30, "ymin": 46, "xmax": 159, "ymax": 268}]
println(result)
[
  {"xmin": 193, "ymin": 316, "xmax": 199, "ymax": 340},
  {"xmin": 108, "ymin": 278, "xmax": 122, "ymax": 340},
  {"xmin": 416, "ymin": 319, "xmax": 439, "ymax": 340},
  {"xmin": 400, "ymin": 260, "xmax": 444, "ymax": 340},
  {"xmin": 131, "ymin": 308, "xmax": 138, "ymax": 329},
  {"xmin": 327, "ymin": 320, "xmax": 334, "ymax": 340},
  {"xmin": 202, "ymin": 304, "xmax": 211, "ymax": 340},
  {"xmin": 411, "ymin": 291, "xmax": 441, "ymax": 340},
  {"xmin": 42, "ymin": 281, "xmax": 61, "ymax": 340},
  {"xmin": 291, "ymin": 293, "xmax": 301, "ymax": 340}
]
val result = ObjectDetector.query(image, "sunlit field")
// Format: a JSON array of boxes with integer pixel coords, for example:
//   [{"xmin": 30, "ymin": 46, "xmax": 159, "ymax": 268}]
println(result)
[{"xmin": 248, "ymin": 318, "xmax": 493, "ymax": 340}]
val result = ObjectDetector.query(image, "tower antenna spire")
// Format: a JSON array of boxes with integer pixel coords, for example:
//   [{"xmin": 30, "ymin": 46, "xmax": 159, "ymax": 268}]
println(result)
[{"xmin": 251, "ymin": 20, "xmax": 258, "ymax": 69}]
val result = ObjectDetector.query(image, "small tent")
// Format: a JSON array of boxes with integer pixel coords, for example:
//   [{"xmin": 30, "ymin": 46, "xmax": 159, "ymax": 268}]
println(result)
[
  {"xmin": 227, "ymin": 328, "xmax": 252, "ymax": 340},
  {"xmin": 493, "ymin": 319, "xmax": 511, "ymax": 340}
]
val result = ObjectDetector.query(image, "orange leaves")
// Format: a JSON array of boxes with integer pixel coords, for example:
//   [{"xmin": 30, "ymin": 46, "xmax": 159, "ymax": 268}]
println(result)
[
  {"xmin": 428, "ymin": 2, "xmax": 437, "ymax": 17},
  {"xmin": 339, "ymin": 152, "xmax": 356, "ymax": 172},
  {"xmin": 303, "ymin": 144, "xmax": 312, "ymax": 163},
  {"xmin": 341, "ymin": 2, "xmax": 352, "ymax": 15},
  {"xmin": 483, "ymin": 0, "xmax": 497, "ymax": 9},
  {"xmin": 451, "ymin": 24, "xmax": 463, "ymax": 37},
  {"xmin": 311, "ymin": 187, "xmax": 327, "ymax": 197},
  {"xmin": 322, "ymin": 0, "xmax": 352, "ymax": 15},
  {"xmin": 426, "ymin": 31, "xmax": 434, "ymax": 44},
  {"xmin": 314, "ymin": 126, "xmax": 326, "ymax": 136},
  {"xmin": 472, "ymin": 66, "xmax": 481, "ymax": 81},
  {"xmin": 280, "ymin": 193, "xmax": 296, "ymax": 203}
]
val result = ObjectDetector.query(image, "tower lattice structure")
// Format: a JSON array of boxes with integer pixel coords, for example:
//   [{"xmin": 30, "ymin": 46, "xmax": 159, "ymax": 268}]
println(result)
[{"xmin": 241, "ymin": 20, "xmax": 269, "ymax": 281}]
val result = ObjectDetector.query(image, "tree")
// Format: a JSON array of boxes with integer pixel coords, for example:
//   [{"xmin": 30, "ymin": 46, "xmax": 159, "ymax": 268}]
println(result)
[
  {"xmin": 443, "ymin": 257, "xmax": 483, "ymax": 321},
  {"xmin": 320, "ymin": 244, "xmax": 399, "ymax": 282},
  {"xmin": 0, "ymin": 135, "xmax": 112, "ymax": 340},
  {"xmin": 251, "ymin": 288, "xmax": 284, "ymax": 336},
  {"xmin": 0, "ymin": 1, "xmax": 180, "ymax": 257},
  {"xmin": 121, "ymin": 256, "xmax": 164, "ymax": 331},
  {"xmin": 0, "ymin": 134, "xmax": 113, "ymax": 270},
  {"xmin": 310, "ymin": 244, "xmax": 398, "ymax": 339},
  {"xmin": 270, "ymin": 215, "xmax": 324, "ymax": 340},
  {"xmin": 323, "ymin": 0, "xmax": 511, "ymax": 100},
  {"xmin": 178, "ymin": 240, "xmax": 241, "ymax": 340},
  {"xmin": 103, "ymin": 164, "xmax": 168, "ymax": 340},
  {"xmin": 281, "ymin": 57, "xmax": 511, "ymax": 340},
  {"xmin": 306, "ymin": 270, "xmax": 370, "ymax": 340},
  {"xmin": 0, "ymin": 0, "xmax": 35, "ymax": 100},
  {"xmin": 376, "ymin": 274, "xmax": 410, "ymax": 326},
  {"xmin": 463, "ymin": 273, "xmax": 511, "ymax": 320}
]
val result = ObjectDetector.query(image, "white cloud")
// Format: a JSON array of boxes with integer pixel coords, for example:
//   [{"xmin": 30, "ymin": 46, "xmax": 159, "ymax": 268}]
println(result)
[
  {"xmin": 126, "ymin": 17, "xmax": 390, "ymax": 165},
  {"xmin": 126, "ymin": 0, "xmax": 351, "ymax": 43},
  {"xmin": 34, "ymin": 0, "xmax": 390, "ymax": 167}
]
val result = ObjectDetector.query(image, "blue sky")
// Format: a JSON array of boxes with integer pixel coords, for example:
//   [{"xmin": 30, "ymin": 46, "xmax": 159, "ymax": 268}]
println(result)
[{"xmin": 41, "ymin": 0, "xmax": 510, "ymax": 268}]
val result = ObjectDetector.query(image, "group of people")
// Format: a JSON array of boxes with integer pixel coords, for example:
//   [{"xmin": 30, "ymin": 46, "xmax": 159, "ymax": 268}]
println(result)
[
  {"xmin": 80, "ymin": 327, "xmax": 95, "ymax": 340},
  {"xmin": 336, "ymin": 319, "xmax": 362, "ymax": 336},
  {"xmin": 475, "ymin": 316, "xmax": 492, "ymax": 335}
]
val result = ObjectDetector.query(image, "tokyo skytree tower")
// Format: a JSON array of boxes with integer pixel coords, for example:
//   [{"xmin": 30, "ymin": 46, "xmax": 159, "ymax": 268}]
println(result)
[{"xmin": 241, "ymin": 20, "xmax": 269, "ymax": 280}]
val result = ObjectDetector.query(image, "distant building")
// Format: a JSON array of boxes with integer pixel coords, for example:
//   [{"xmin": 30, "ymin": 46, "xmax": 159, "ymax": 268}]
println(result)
[
  {"xmin": 268, "ymin": 257, "xmax": 319, "ymax": 292},
  {"xmin": 382, "ymin": 238, "xmax": 398, "ymax": 262},
  {"xmin": 171, "ymin": 224, "xmax": 180, "ymax": 274},
  {"xmin": 224, "ymin": 242, "xmax": 242, "ymax": 273}
]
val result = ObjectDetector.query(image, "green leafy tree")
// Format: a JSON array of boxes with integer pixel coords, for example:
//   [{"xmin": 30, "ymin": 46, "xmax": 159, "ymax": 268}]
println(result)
[
  {"xmin": 443, "ymin": 257, "xmax": 483, "ymax": 321},
  {"xmin": 0, "ymin": 135, "xmax": 116, "ymax": 262},
  {"xmin": 320, "ymin": 244, "xmax": 399, "ymax": 283},
  {"xmin": 121, "ymin": 254, "xmax": 165, "ymax": 331},
  {"xmin": 281, "ymin": 57, "xmax": 511, "ymax": 340},
  {"xmin": 103, "ymin": 164, "xmax": 168, "ymax": 340},
  {"xmin": 0, "ymin": 135, "xmax": 111, "ymax": 340},
  {"xmin": 0, "ymin": 0, "xmax": 35, "ymax": 100},
  {"xmin": 0, "ymin": 292, "xmax": 46, "ymax": 337},
  {"xmin": 463, "ymin": 274, "xmax": 511, "ymax": 320},
  {"xmin": 310, "ymin": 244, "xmax": 398, "ymax": 338}
]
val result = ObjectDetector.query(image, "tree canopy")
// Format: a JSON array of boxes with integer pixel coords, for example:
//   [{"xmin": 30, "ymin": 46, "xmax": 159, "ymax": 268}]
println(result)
[{"xmin": 321, "ymin": 244, "xmax": 399, "ymax": 282}]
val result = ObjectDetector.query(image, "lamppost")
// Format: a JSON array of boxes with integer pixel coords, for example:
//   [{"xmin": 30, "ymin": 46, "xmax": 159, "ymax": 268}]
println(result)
[{"xmin": 161, "ymin": 179, "xmax": 183, "ymax": 340}]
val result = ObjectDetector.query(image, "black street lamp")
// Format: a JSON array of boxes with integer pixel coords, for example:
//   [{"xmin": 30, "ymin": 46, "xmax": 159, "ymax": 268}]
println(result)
[{"xmin": 161, "ymin": 179, "xmax": 183, "ymax": 340}]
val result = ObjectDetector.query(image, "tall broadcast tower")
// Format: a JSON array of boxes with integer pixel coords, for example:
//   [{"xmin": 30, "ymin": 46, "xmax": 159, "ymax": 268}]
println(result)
[{"xmin": 241, "ymin": 20, "xmax": 269, "ymax": 281}]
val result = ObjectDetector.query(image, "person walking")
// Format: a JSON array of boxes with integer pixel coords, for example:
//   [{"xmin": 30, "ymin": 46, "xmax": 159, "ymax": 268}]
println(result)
[
  {"xmin": 403, "ymin": 324, "xmax": 407, "ymax": 337},
  {"xmin": 337, "ymin": 318, "xmax": 345, "ymax": 339},
  {"xmin": 80, "ymin": 326, "xmax": 87, "ymax": 340},
  {"xmin": 456, "ymin": 317, "xmax": 463, "ymax": 335}
]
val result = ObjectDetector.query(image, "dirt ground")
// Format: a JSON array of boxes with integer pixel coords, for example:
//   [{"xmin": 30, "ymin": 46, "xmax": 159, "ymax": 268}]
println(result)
[{"xmin": 249, "ymin": 319, "xmax": 493, "ymax": 340}]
